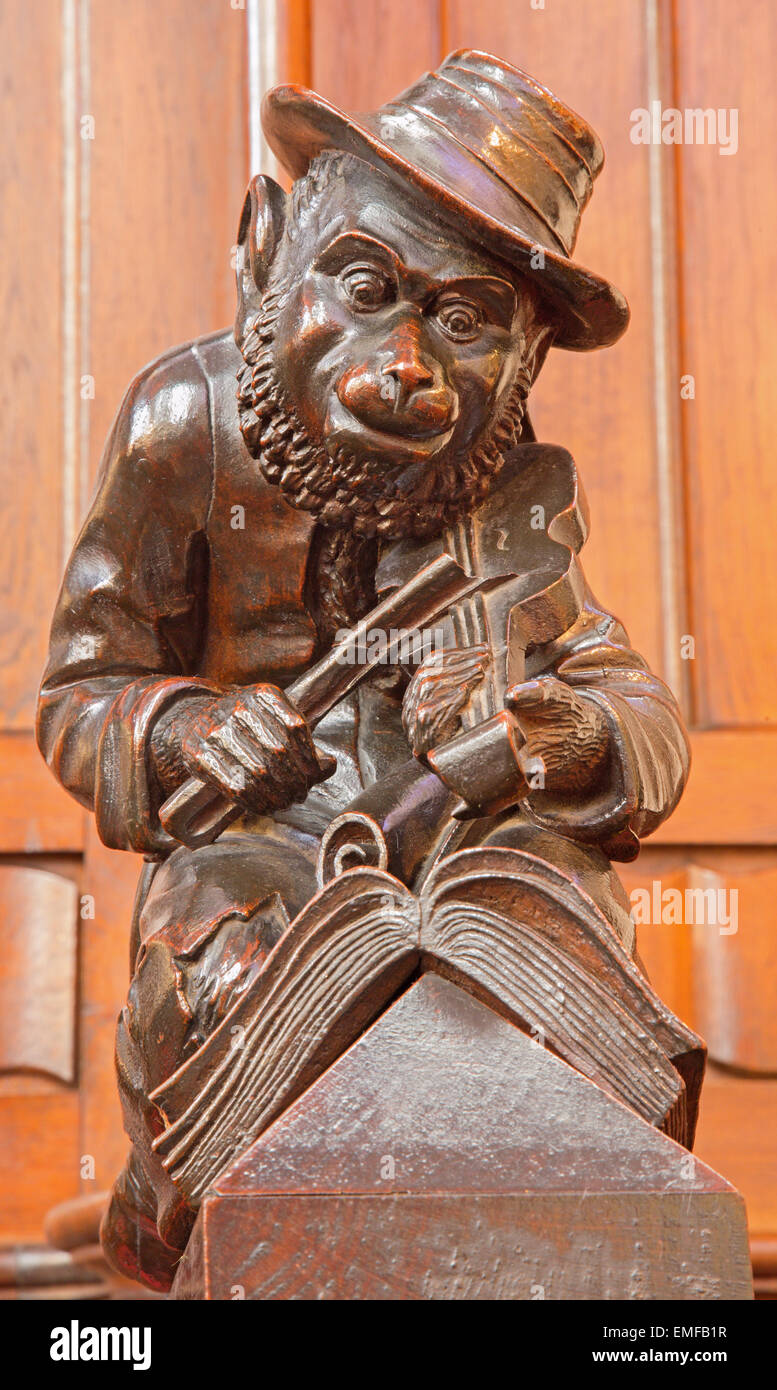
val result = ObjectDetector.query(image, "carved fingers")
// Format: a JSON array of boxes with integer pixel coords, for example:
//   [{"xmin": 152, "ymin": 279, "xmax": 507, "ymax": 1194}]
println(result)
[
  {"xmin": 505, "ymin": 676, "xmax": 610, "ymax": 794},
  {"xmin": 402, "ymin": 644, "xmax": 490, "ymax": 756},
  {"xmin": 180, "ymin": 685, "xmax": 336, "ymax": 815}
]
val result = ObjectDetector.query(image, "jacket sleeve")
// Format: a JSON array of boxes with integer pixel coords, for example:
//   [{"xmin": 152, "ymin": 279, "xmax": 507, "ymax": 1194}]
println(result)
[
  {"xmin": 521, "ymin": 583, "xmax": 691, "ymax": 861},
  {"xmin": 36, "ymin": 346, "xmax": 220, "ymax": 854}
]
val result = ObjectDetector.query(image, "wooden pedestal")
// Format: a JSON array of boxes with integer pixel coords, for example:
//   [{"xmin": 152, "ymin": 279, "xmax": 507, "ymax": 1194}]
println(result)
[{"xmin": 171, "ymin": 975, "xmax": 752, "ymax": 1300}]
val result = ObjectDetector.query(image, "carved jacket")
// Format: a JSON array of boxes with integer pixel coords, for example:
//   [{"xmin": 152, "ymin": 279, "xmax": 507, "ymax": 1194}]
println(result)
[{"xmin": 37, "ymin": 329, "xmax": 690, "ymax": 862}]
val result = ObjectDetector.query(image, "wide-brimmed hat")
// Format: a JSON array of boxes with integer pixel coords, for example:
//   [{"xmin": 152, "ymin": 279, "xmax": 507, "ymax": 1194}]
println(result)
[{"xmin": 262, "ymin": 50, "xmax": 629, "ymax": 351}]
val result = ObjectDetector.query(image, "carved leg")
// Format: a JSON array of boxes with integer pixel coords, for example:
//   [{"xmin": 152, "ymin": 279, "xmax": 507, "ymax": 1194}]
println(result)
[{"xmin": 101, "ymin": 827, "xmax": 320, "ymax": 1291}]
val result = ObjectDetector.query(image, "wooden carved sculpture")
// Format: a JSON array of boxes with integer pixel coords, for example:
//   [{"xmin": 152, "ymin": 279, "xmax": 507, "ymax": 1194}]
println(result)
[{"xmin": 38, "ymin": 52, "xmax": 704, "ymax": 1294}]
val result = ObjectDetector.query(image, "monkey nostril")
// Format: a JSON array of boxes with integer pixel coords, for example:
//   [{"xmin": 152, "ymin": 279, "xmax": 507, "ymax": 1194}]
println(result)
[
  {"xmin": 381, "ymin": 358, "xmax": 435, "ymax": 406},
  {"xmin": 379, "ymin": 374, "xmax": 401, "ymax": 410}
]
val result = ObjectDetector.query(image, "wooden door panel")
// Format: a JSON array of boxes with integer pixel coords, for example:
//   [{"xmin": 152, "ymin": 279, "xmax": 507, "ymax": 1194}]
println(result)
[
  {"xmin": 0, "ymin": 0, "xmax": 249, "ymax": 1251},
  {"xmin": 0, "ymin": 867, "xmax": 78, "ymax": 1083},
  {"xmin": 695, "ymin": 1070, "xmax": 777, "ymax": 1235},
  {"xmin": 88, "ymin": 0, "xmax": 248, "ymax": 467},
  {"xmin": 0, "ymin": 1089, "xmax": 81, "ymax": 1244},
  {"xmin": 445, "ymin": 0, "xmax": 668, "ymax": 681},
  {"xmin": 0, "ymin": 2, "xmax": 774, "ymax": 1287},
  {"xmin": 0, "ymin": 0, "xmax": 66, "ymax": 729},
  {"xmin": 675, "ymin": 0, "xmax": 777, "ymax": 726},
  {"xmin": 312, "ymin": 0, "xmax": 442, "ymax": 110},
  {"xmin": 624, "ymin": 848, "xmax": 777, "ymax": 1072},
  {"xmin": 0, "ymin": 737, "xmax": 84, "ymax": 855}
]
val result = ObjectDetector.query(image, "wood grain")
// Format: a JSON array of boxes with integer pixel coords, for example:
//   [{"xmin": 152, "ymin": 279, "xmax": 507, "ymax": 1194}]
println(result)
[
  {"xmin": 624, "ymin": 848, "xmax": 777, "ymax": 1072},
  {"xmin": 181, "ymin": 1191, "xmax": 751, "ymax": 1300},
  {"xmin": 88, "ymin": 0, "xmax": 249, "ymax": 485},
  {"xmin": 0, "ymin": 1, "xmax": 65, "ymax": 730},
  {"xmin": 695, "ymin": 1067, "xmax": 777, "ymax": 1236},
  {"xmin": 651, "ymin": 731, "xmax": 777, "ymax": 843},
  {"xmin": 0, "ymin": 866, "xmax": 78, "ymax": 1083},
  {"xmin": 173, "ymin": 977, "xmax": 750, "ymax": 1300},
  {"xmin": 675, "ymin": 0, "xmax": 777, "ymax": 725},
  {"xmin": 311, "ymin": 0, "xmax": 442, "ymax": 110},
  {"xmin": 0, "ymin": 736, "xmax": 84, "ymax": 854},
  {"xmin": 445, "ymin": 0, "xmax": 667, "ymax": 680},
  {"xmin": 0, "ymin": 1092, "xmax": 80, "ymax": 1244}
]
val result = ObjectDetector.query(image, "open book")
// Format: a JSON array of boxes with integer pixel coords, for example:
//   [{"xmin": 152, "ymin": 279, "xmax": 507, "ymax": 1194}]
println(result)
[{"xmin": 150, "ymin": 846, "xmax": 704, "ymax": 1204}]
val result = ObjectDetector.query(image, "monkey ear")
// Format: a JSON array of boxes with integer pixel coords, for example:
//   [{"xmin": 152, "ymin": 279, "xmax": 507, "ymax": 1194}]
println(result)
[{"xmin": 235, "ymin": 174, "xmax": 287, "ymax": 321}]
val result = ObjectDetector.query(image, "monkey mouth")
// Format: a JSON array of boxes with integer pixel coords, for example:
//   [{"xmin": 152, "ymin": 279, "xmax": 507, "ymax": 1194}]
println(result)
[{"xmin": 326, "ymin": 400, "xmax": 457, "ymax": 461}]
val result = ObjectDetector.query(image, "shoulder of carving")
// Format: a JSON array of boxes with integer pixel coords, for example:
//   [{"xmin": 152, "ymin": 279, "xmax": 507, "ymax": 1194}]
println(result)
[
  {"xmin": 97, "ymin": 329, "xmax": 238, "ymax": 495},
  {"xmin": 491, "ymin": 442, "xmax": 590, "ymax": 555}
]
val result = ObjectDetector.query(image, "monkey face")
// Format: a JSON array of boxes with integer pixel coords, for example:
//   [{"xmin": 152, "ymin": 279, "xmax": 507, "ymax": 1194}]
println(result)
[{"xmin": 271, "ymin": 164, "xmax": 530, "ymax": 473}]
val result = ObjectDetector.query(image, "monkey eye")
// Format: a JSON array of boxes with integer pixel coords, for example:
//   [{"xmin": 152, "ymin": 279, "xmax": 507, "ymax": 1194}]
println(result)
[
  {"xmin": 340, "ymin": 263, "xmax": 393, "ymax": 312},
  {"xmin": 435, "ymin": 297, "xmax": 483, "ymax": 342}
]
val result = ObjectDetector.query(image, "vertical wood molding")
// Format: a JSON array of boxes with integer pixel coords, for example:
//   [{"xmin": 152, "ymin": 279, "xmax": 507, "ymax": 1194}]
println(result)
[
  {"xmin": 672, "ymin": 0, "xmax": 777, "ymax": 727},
  {"xmin": 645, "ymin": 0, "xmax": 691, "ymax": 716},
  {"xmin": 247, "ymin": 0, "xmax": 280, "ymax": 178},
  {"xmin": 78, "ymin": 0, "xmax": 92, "ymax": 521},
  {"xmin": 60, "ymin": 0, "xmax": 78, "ymax": 563},
  {"xmin": 247, "ymin": 0, "xmax": 312, "ymax": 181},
  {"xmin": 80, "ymin": 0, "xmax": 250, "ymax": 1192},
  {"xmin": 60, "ymin": 0, "xmax": 92, "ymax": 557}
]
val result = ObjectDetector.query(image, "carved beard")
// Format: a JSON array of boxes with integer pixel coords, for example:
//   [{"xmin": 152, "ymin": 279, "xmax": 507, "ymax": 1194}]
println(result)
[{"xmin": 236, "ymin": 279, "xmax": 532, "ymax": 543}]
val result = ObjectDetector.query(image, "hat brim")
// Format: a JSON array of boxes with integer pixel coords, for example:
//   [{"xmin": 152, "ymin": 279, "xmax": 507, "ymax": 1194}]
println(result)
[{"xmin": 262, "ymin": 85, "xmax": 630, "ymax": 352}]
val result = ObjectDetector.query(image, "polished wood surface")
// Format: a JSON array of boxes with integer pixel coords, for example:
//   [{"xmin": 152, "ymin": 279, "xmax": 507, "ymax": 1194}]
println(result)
[
  {"xmin": 0, "ymin": 0, "xmax": 248, "ymax": 1246},
  {"xmin": 0, "ymin": 867, "xmax": 78, "ymax": 1082},
  {"xmin": 173, "ymin": 978, "xmax": 750, "ymax": 1300},
  {"xmin": 0, "ymin": 0, "xmax": 774, "ymax": 1293}
]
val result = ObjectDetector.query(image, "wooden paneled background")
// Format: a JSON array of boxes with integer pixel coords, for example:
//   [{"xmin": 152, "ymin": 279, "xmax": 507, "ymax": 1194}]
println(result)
[{"xmin": 1, "ymin": 0, "xmax": 774, "ymax": 1292}]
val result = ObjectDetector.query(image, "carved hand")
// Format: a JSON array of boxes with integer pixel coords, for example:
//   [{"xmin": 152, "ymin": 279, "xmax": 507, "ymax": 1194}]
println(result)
[
  {"xmin": 505, "ymin": 676, "xmax": 610, "ymax": 796},
  {"xmin": 152, "ymin": 685, "xmax": 336, "ymax": 816},
  {"xmin": 402, "ymin": 644, "xmax": 490, "ymax": 756}
]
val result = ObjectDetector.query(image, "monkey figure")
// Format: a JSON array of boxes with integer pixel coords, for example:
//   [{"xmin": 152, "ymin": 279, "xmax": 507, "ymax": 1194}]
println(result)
[{"xmin": 37, "ymin": 53, "xmax": 690, "ymax": 1289}]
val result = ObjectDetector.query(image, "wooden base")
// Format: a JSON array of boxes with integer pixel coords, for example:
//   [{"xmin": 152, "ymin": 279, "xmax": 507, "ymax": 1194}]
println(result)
[{"xmin": 171, "ymin": 975, "xmax": 752, "ymax": 1300}]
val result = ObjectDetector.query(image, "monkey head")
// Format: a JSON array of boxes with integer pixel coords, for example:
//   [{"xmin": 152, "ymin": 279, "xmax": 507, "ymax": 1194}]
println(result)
[{"xmin": 235, "ymin": 152, "xmax": 557, "ymax": 540}]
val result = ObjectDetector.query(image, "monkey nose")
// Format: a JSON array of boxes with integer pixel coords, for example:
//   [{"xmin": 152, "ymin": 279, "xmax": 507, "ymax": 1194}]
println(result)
[{"xmin": 380, "ymin": 354, "xmax": 435, "ymax": 409}]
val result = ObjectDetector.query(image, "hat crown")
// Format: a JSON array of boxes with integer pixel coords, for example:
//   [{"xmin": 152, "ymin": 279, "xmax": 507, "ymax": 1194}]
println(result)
[
  {"xmin": 260, "ymin": 49, "xmax": 629, "ymax": 350},
  {"xmin": 372, "ymin": 50, "xmax": 604, "ymax": 261}
]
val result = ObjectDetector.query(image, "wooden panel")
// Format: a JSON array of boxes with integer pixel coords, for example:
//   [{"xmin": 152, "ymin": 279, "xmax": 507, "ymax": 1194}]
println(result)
[
  {"xmin": 0, "ymin": 736, "xmax": 84, "ymax": 854},
  {"xmin": 651, "ymin": 731, "xmax": 777, "ymax": 844},
  {"xmin": 74, "ymin": 0, "xmax": 252, "ymax": 1199},
  {"xmin": 0, "ymin": 1, "xmax": 64, "ymax": 730},
  {"xmin": 445, "ymin": 0, "xmax": 666, "ymax": 679},
  {"xmin": 88, "ymin": 0, "xmax": 249, "ymax": 479},
  {"xmin": 181, "ymin": 1190, "xmax": 751, "ymax": 1300},
  {"xmin": 695, "ymin": 1068, "xmax": 777, "ymax": 1236},
  {"xmin": 623, "ymin": 849, "xmax": 777, "ymax": 1071},
  {"xmin": 683, "ymin": 861, "xmax": 777, "ymax": 1071},
  {"xmin": 0, "ymin": 866, "xmax": 78, "ymax": 1083},
  {"xmin": 0, "ymin": 1093, "xmax": 80, "ymax": 1244},
  {"xmin": 311, "ymin": 0, "xmax": 442, "ymax": 109},
  {"xmin": 620, "ymin": 860, "xmax": 695, "ymax": 1024},
  {"xmin": 275, "ymin": 0, "xmax": 312, "ymax": 87},
  {"xmin": 675, "ymin": 1, "xmax": 777, "ymax": 725}
]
